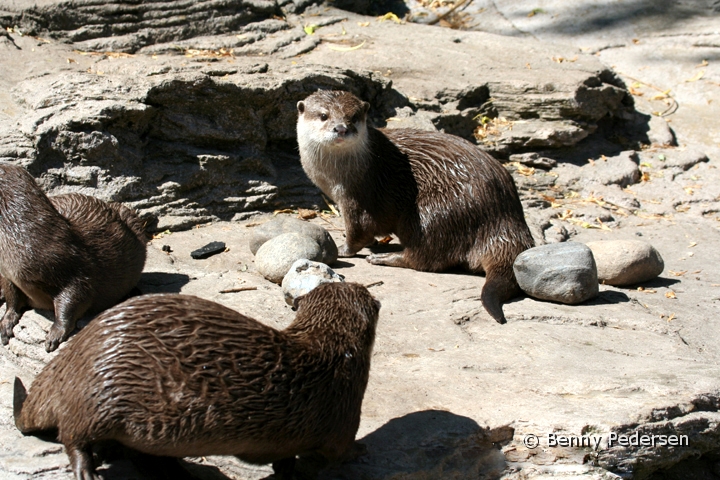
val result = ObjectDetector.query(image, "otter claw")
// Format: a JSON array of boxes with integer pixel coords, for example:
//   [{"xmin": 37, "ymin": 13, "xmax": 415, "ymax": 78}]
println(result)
[{"xmin": 45, "ymin": 325, "xmax": 67, "ymax": 352}]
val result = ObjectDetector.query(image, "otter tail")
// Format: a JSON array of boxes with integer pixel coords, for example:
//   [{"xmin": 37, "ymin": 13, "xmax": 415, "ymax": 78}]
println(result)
[{"xmin": 481, "ymin": 270, "xmax": 521, "ymax": 325}]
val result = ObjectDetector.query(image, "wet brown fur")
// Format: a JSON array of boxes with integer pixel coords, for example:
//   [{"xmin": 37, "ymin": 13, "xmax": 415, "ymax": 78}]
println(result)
[
  {"xmin": 0, "ymin": 163, "xmax": 148, "ymax": 352},
  {"xmin": 14, "ymin": 283, "xmax": 380, "ymax": 480},
  {"xmin": 297, "ymin": 90, "xmax": 534, "ymax": 324}
]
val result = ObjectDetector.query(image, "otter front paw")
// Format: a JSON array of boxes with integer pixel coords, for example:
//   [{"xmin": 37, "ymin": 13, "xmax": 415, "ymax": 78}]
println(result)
[
  {"xmin": 45, "ymin": 324, "xmax": 68, "ymax": 352},
  {"xmin": 337, "ymin": 244, "xmax": 359, "ymax": 258},
  {"xmin": 366, "ymin": 252, "xmax": 409, "ymax": 268},
  {"xmin": 0, "ymin": 321, "xmax": 11, "ymax": 345}
]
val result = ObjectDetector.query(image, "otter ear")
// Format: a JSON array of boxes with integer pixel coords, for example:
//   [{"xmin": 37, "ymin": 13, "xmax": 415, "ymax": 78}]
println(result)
[
  {"xmin": 361, "ymin": 101, "xmax": 370, "ymax": 116},
  {"xmin": 297, "ymin": 101, "xmax": 305, "ymax": 114},
  {"xmin": 293, "ymin": 294, "xmax": 306, "ymax": 310}
]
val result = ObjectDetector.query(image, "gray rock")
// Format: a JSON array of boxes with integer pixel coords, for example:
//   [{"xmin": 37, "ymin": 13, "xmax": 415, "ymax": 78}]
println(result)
[
  {"xmin": 580, "ymin": 151, "xmax": 640, "ymax": 188},
  {"xmin": 281, "ymin": 259, "xmax": 344, "ymax": 306},
  {"xmin": 587, "ymin": 240, "xmax": 664, "ymax": 286},
  {"xmin": 249, "ymin": 216, "xmax": 338, "ymax": 264},
  {"xmin": 661, "ymin": 148, "xmax": 709, "ymax": 171},
  {"xmin": 647, "ymin": 115, "xmax": 676, "ymax": 146},
  {"xmin": 254, "ymin": 232, "xmax": 323, "ymax": 284},
  {"xmin": 513, "ymin": 242, "xmax": 599, "ymax": 304},
  {"xmin": 508, "ymin": 152, "xmax": 557, "ymax": 169},
  {"xmin": 3, "ymin": 1, "xmax": 304, "ymax": 53}
]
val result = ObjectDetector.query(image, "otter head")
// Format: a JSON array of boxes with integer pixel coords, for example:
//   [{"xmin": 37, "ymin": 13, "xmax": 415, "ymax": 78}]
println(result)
[{"xmin": 297, "ymin": 91, "xmax": 370, "ymax": 154}]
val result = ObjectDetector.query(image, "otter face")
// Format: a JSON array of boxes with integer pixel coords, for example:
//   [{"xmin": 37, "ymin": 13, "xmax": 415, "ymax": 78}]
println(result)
[{"xmin": 297, "ymin": 91, "xmax": 370, "ymax": 153}]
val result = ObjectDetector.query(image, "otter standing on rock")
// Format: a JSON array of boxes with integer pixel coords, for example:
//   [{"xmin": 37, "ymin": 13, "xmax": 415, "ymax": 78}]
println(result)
[
  {"xmin": 0, "ymin": 163, "xmax": 148, "ymax": 351},
  {"xmin": 14, "ymin": 283, "xmax": 380, "ymax": 480},
  {"xmin": 297, "ymin": 90, "xmax": 534, "ymax": 324}
]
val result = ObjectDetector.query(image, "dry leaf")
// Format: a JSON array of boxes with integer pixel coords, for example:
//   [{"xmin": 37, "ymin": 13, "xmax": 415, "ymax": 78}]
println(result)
[
  {"xmin": 628, "ymin": 86, "xmax": 644, "ymax": 96},
  {"xmin": 650, "ymin": 89, "xmax": 672, "ymax": 100},
  {"xmin": 667, "ymin": 313, "xmax": 676, "ymax": 322},
  {"xmin": 297, "ymin": 208, "xmax": 317, "ymax": 220},
  {"xmin": 304, "ymin": 24, "xmax": 318, "ymax": 35},
  {"xmin": 273, "ymin": 209, "xmax": 295, "ymax": 215},
  {"xmin": 67, "ymin": 58, "xmax": 77, "ymax": 64},
  {"xmin": 527, "ymin": 8, "xmax": 545, "ymax": 17},
  {"xmin": 697, "ymin": 60, "xmax": 709, "ymax": 67},
  {"xmin": 684, "ymin": 187, "xmax": 694, "ymax": 195},
  {"xmin": 327, "ymin": 41, "xmax": 366, "ymax": 52},
  {"xmin": 641, "ymin": 172, "xmax": 651, "ymax": 182},
  {"xmin": 378, "ymin": 12, "xmax": 402, "ymax": 23},
  {"xmin": 665, "ymin": 291, "xmax": 677, "ymax": 299},
  {"xmin": 322, "ymin": 195, "xmax": 340, "ymax": 216},
  {"xmin": 357, "ymin": 21, "xmax": 370, "ymax": 26},
  {"xmin": 669, "ymin": 270, "xmax": 687, "ymax": 276},
  {"xmin": 378, "ymin": 236, "xmax": 393, "ymax": 244},
  {"xmin": 685, "ymin": 70, "xmax": 705, "ymax": 82},
  {"xmin": 688, "ymin": 242, "xmax": 697, "ymax": 247}
]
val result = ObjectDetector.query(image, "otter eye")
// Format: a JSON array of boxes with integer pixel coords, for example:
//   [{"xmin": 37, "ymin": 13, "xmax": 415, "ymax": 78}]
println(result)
[{"xmin": 320, "ymin": 113, "xmax": 328, "ymax": 121}]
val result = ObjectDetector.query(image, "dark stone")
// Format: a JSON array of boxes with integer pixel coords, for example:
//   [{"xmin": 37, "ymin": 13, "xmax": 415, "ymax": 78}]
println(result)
[{"xmin": 190, "ymin": 241, "xmax": 226, "ymax": 259}]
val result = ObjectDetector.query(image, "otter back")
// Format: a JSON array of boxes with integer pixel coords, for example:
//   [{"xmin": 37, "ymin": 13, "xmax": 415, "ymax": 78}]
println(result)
[{"xmin": 14, "ymin": 283, "xmax": 380, "ymax": 480}]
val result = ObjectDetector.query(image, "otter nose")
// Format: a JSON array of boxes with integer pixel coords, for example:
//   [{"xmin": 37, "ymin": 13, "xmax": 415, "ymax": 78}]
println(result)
[{"xmin": 334, "ymin": 124, "xmax": 348, "ymax": 136}]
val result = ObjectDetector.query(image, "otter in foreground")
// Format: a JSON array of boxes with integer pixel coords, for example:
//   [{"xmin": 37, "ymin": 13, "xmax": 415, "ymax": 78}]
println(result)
[
  {"xmin": 14, "ymin": 283, "xmax": 380, "ymax": 480},
  {"xmin": 297, "ymin": 90, "xmax": 534, "ymax": 324},
  {"xmin": 0, "ymin": 163, "xmax": 148, "ymax": 351}
]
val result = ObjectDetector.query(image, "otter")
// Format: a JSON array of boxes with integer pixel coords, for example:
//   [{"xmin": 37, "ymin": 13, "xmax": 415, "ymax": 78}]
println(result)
[
  {"xmin": 296, "ymin": 90, "xmax": 534, "ymax": 324},
  {"xmin": 14, "ymin": 283, "xmax": 380, "ymax": 480},
  {"xmin": 0, "ymin": 163, "xmax": 148, "ymax": 351}
]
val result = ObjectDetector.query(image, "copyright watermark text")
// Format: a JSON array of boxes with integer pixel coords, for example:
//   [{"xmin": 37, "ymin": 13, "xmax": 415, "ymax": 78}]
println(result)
[{"xmin": 523, "ymin": 432, "xmax": 689, "ymax": 450}]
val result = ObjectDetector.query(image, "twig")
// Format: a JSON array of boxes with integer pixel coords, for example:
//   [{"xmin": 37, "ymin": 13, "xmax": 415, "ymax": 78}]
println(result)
[
  {"xmin": 428, "ymin": 0, "xmax": 473, "ymax": 25},
  {"xmin": 617, "ymin": 72, "xmax": 679, "ymax": 117},
  {"xmin": 365, "ymin": 281, "xmax": 384, "ymax": 289},
  {"xmin": 219, "ymin": 287, "xmax": 258, "ymax": 294}
]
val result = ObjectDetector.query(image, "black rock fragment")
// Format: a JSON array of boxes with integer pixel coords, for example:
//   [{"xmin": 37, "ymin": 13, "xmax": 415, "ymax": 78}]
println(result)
[{"xmin": 191, "ymin": 241, "xmax": 226, "ymax": 259}]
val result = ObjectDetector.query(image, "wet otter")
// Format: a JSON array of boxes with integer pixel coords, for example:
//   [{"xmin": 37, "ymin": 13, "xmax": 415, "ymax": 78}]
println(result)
[
  {"xmin": 0, "ymin": 163, "xmax": 148, "ymax": 351},
  {"xmin": 296, "ymin": 90, "xmax": 534, "ymax": 324},
  {"xmin": 14, "ymin": 282, "xmax": 380, "ymax": 480}
]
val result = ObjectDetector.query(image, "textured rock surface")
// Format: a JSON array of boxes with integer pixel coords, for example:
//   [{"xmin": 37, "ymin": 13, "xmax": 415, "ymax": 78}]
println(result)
[
  {"xmin": 647, "ymin": 116, "xmax": 676, "ymax": 147},
  {"xmin": 587, "ymin": 240, "xmax": 664, "ymax": 286},
  {"xmin": 580, "ymin": 151, "xmax": 641, "ymax": 188},
  {"xmin": 514, "ymin": 242, "xmax": 599, "ymax": 304},
  {"xmin": 254, "ymin": 231, "xmax": 322, "ymax": 283},
  {"xmin": 2, "ymin": 0, "xmax": 720, "ymax": 479},
  {"xmin": 249, "ymin": 215, "xmax": 337, "ymax": 264},
  {"xmin": 281, "ymin": 259, "xmax": 344, "ymax": 306},
  {"xmin": 0, "ymin": 3, "xmax": 636, "ymax": 230}
]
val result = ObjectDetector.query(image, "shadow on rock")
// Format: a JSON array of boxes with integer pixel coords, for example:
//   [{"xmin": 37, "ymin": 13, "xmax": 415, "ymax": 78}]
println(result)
[
  {"xmin": 586, "ymin": 290, "xmax": 631, "ymax": 305},
  {"xmin": 138, "ymin": 272, "xmax": 192, "ymax": 293},
  {"xmin": 96, "ymin": 447, "xmax": 233, "ymax": 480},
  {"xmin": 630, "ymin": 276, "xmax": 681, "ymax": 289},
  {"xmin": 300, "ymin": 409, "xmax": 513, "ymax": 480}
]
